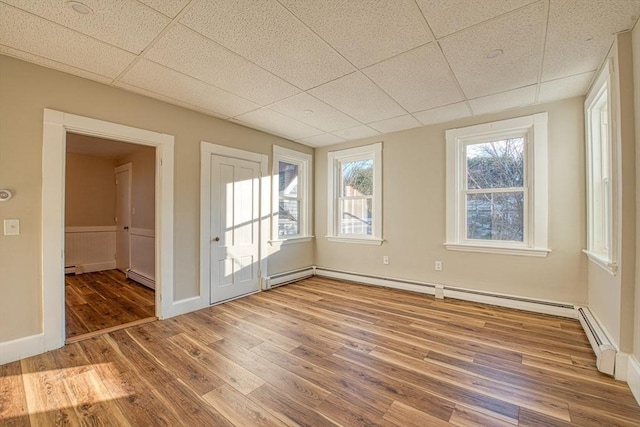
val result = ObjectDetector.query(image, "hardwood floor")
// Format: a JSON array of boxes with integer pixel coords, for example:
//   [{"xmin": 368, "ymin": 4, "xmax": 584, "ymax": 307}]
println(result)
[
  {"xmin": 3, "ymin": 277, "xmax": 639, "ymax": 426},
  {"xmin": 65, "ymin": 270, "xmax": 155, "ymax": 340}
]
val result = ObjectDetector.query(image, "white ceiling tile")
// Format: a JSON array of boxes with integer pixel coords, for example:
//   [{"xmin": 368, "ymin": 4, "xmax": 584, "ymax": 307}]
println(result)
[
  {"xmin": 416, "ymin": 0, "xmax": 536, "ymax": 38},
  {"xmin": 368, "ymin": 115, "xmax": 422, "ymax": 134},
  {"xmin": 146, "ymin": 25, "xmax": 299, "ymax": 105},
  {"xmin": 440, "ymin": 2, "xmax": 545, "ymax": 99},
  {"xmin": 413, "ymin": 102, "xmax": 472, "ymax": 126},
  {"xmin": 2, "ymin": 0, "xmax": 170, "ymax": 54},
  {"xmin": 268, "ymin": 93, "xmax": 360, "ymax": 132},
  {"xmin": 120, "ymin": 59, "xmax": 260, "ymax": 117},
  {"xmin": 538, "ymin": 72, "xmax": 595, "ymax": 104},
  {"xmin": 331, "ymin": 125, "xmax": 380, "ymax": 141},
  {"xmin": 180, "ymin": 0, "xmax": 354, "ymax": 90},
  {"xmin": 138, "ymin": 0, "xmax": 190, "ymax": 18},
  {"xmin": 363, "ymin": 43, "xmax": 463, "ymax": 113},
  {"xmin": 299, "ymin": 133, "xmax": 346, "ymax": 147},
  {"xmin": 469, "ymin": 86, "xmax": 537, "ymax": 116},
  {"xmin": 0, "ymin": 45, "xmax": 113, "ymax": 84},
  {"xmin": 116, "ymin": 81, "xmax": 229, "ymax": 120},
  {"xmin": 309, "ymin": 72, "xmax": 406, "ymax": 123},
  {"xmin": 0, "ymin": 3, "xmax": 136, "ymax": 78},
  {"xmin": 278, "ymin": 0, "xmax": 433, "ymax": 68},
  {"xmin": 233, "ymin": 108, "xmax": 323, "ymax": 140},
  {"xmin": 542, "ymin": 0, "xmax": 640, "ymax": 81}
]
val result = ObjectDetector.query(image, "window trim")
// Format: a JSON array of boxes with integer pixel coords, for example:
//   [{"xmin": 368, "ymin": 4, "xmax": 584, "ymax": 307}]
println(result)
[
  {"xmin": 584, "ymin": 58, "xmax": 618, "ymax": 275},
  {"xmin": 445, "ymin": 113, "xmax": 549, "ymax": 257},
  {"xmin": 327, "ymin": 142, "xmax": 383, "ymax": 245},
  {"xmin": 271, "ymin": 146, "xmax": 313, "ymax": 244}
]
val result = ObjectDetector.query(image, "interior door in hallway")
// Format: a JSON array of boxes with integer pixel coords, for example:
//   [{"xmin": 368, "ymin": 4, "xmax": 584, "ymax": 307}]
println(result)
[
  {"xmin": 115, "ymin": 163, "xmax": 131, "ymax": 272},
  {"xmin": 209, "ymin": 154, "xmax": 261, "ymax": 304}
]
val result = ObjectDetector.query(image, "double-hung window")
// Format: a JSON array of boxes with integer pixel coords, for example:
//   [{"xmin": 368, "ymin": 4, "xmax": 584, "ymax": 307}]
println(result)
[
  {"xmin": 584, "ymin": 60, "xmax": 617, "ymax": 274},
  {"xmin": 327, "ymin": 143, "xmax": 382, "ymax": 245},
  {"xmin": 445, "ymin": 113, "xmax": 549, "ymax": 256},
  {"xmin": 272, "ymin": 146, "xmax": 312, "ymax": 243}
]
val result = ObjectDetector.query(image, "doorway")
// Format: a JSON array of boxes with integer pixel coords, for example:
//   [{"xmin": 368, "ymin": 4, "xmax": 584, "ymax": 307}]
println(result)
[
  {"xmin": 64, "ymin": 134, "xmax": 157, "ymax": 341},
  {"xmin": 42, "ymin": 109, "xmax": 175, "ymax": 353},
  {"xmin": 209, "ymin": 154, "xmax": 261, "ymax": 303},
  {"xmin": 200, "ymin": 142, "xmax": 268, "ymax": 306}
]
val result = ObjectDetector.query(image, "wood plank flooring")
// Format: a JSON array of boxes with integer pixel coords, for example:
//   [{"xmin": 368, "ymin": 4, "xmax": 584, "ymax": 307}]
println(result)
[
  {"xmin": 3, "ymin": 277, "xmax": 639, "ymax": 426},
  {"xmin": 65, "ymin": 270, "xmax": 155, "ymax": 339}
]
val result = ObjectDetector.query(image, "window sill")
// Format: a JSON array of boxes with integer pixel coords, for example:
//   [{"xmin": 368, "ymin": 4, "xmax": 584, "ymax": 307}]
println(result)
[
  {"xmin": 444, "ymin": 243, "xmax": 550, "ymax": 257},
  {"xmin": 327, "ymin": 236, "xmax": 384, "ymax": 246},
  {"xmin": 269, "ymin": 237, "xmax": 314, "ymax": 246},
  {"xmin": 583, "ymin": 250, "xmax": 618, "ymax": 275}
]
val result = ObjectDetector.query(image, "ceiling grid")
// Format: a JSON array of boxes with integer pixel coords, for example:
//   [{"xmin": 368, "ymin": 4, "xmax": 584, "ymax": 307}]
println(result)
[{"xmin": 1, "ymin": 0, "xmax": 638, "ymax": 146}]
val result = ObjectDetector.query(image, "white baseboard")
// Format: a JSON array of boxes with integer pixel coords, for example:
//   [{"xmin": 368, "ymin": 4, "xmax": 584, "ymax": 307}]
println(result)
[
  {"xmin": 314, "ymin": 267, "xmax": 576, "ymax": 318},
  {"xmin": 615, "ymin": 352, "xmax": 629, "ymax": 381},
  {"xmin": 445, "ymin": 287, "xmax": 577, "ymax": 318},
  {"xmin": 69, "ymin": 261, "xmax": 116, "ymax": 274},
  {"xmin": 315, "ymin": 267, "xmax": 437, "ymax": 296},
  {"xmin": 264, "ymin": 267, "xmax": 315, "ymax": 290},
  {"xmin": 163, "ymin": 295, "xmax": 207, "ymax": 320},
  {"xmin": 127, "ymin": 270, "xmax": 155, "ymax": 290},
  {"xmin": 0, "ymin": 333, "xmax": 45, "ymax": 365},
  {"xmin": 628, "ymin": 355, "xmax": 640, "ymax": 405}
]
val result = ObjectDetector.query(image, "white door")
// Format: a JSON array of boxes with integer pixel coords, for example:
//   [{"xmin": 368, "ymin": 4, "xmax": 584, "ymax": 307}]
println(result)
[
  {"xmin": 115, "ymin": 164, "xmax": 132, "ymax": 272},
  {"xmin": 210, "ymin": 155, "xmax": 261, "ymax": 304}
]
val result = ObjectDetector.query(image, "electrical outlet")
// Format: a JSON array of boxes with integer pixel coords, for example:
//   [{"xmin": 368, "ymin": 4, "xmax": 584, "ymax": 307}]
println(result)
[
  {"xmin": 435, "ymin": 261, "xmax": 443, "ymax": 271},
  {"xmin": 4, "ymin": 219, "xmax": 19, "ymax": 236},
  {"xmin": 383, "ymin": 256, "xmax": 389, "ymax": 265}
]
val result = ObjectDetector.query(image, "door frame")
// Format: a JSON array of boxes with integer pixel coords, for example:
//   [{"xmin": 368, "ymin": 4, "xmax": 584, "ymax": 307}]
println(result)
[
  {"xmin": 114, "ymin": 162, "xmax": 132, "ymax": 272},
  {"xmin": 42, "ymin": 109, "xmax": 174, "ymax": 352},
  {"xmin": 200, "ymin": 141, "xmax": 269, "ymax": 305}
]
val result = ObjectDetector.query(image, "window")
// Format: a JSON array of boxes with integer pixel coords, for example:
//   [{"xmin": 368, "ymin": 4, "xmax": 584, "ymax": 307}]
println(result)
[
  {"xmin": 584, "ymin": 61, "xmax": 617, "ymax": 274},
  {"xmin": 272, "ymin": 146, "xmax": 312, "ymax": 243},
  {"xmin": 445, "ymin": 113, "xmax": 549, "ymax": 256},
  {"xmin": 327, "ymin": 143, "xmax": 382, "ymax": 245}
]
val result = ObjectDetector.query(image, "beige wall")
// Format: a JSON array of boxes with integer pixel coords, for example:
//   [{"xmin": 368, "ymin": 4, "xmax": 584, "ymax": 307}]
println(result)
[
  {"xmin": 586, "ymin": 33, "xmax": 637, "ymax": 353},
  {"xmin": 118, "ymin": 147, "xmax": 156, "ymax": 231},
  {"xmin": 65, "ymin": 152, "xmax": 117, "ymax": 227},
  {"xmin": 0, "ymin": 55, "xmax": 313, "ymax": 342},
  {"xmin": 315, "ymin": 97, "xmax": 587, "ymax": 303}
]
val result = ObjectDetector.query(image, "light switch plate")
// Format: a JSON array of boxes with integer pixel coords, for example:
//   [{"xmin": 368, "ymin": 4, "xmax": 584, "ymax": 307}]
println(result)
[{"xmin": 4, "ymin": 219, "xmax": 19, "ymax": 235}]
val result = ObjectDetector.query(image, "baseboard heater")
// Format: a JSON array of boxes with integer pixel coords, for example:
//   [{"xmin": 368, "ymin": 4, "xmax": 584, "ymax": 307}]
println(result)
[
  {"xmin": 126, "ymin": 269, "xmax": 155, "ymax": 290},
  {"xmin": 576, "ymin": 306, "xmax": 616, "ymax": 375},
  {"xmin": 263, "ymin": 267, "xmax": 315, "ymax": 290}
]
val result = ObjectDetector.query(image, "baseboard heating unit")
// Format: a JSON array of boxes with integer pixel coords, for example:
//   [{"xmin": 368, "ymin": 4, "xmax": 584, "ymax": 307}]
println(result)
[
  {"xmin": 576, "ymin": 306, "xmax": 616, "ymax": 375},
  {"xmin": 263, "ymin": 267, "xmax": 315, "ymax": 290}
]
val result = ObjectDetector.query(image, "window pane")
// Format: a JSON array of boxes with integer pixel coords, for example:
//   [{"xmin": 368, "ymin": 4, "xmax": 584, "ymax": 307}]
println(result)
[
  {"xmin": 279, "ymin": 161, "xmax": 298, "ymax": 197},
  {"xmin": 467, "ymin": 192, "xmax": 524, "ymax": 241},
  {"xmin": 467, "ymin": 138, "xmax": 524, "ymax": 189},
  {"xmin": 342, "ymin": 160, "xmax": 373, "ymax": 196},
  {"xmin": 340, "ymin": 198, "xmax": 372, "ymax": 235},
  {"xmin": 279, "ymin": 199, "xmax": 300, "ymax": 236}
]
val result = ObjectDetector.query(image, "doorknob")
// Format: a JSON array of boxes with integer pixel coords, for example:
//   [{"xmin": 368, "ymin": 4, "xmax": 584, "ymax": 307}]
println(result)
[
  {"xmin": 213, "ymin": 237, "xmax": 220, "ymax": 242},
  {"xmin": 124, "ymin": 226, "xmax": 129, "ymax": 230}
]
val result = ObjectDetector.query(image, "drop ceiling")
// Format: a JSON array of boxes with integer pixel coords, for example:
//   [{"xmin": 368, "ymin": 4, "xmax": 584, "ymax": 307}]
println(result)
[{"xmin": 1, "ymin": 0, "xmax": 638, "ymax": 147}]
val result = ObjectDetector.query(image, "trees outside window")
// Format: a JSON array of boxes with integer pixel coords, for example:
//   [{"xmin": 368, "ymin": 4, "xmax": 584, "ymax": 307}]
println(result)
[
  {"xmin": 327, "ymin": 143, "xmax": 382, "ymax": 245},
  {"xmin": 445, "ymin": 114, "xmax": 549, "ymax": 257}
]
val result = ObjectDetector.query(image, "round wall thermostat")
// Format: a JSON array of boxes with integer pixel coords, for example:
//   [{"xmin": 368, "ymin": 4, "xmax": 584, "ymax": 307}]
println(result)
[{"xmin": 0, "ymin": 189, "xmax": 13, "ymax": 201}]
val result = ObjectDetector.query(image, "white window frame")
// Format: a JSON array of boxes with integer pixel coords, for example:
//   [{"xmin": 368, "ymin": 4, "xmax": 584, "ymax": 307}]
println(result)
[
  {"xmin": 445, "ymin": 113, "xmax": 549, "ymax": 257},
  {"xmin": 327, "ymin": 142, "xmax": 383, "ymax": 245},
  {"xmin": 271, "ymin": 146, "xmax": 312, "ymax": 244},
  {"xmin": 584, "ymin": 58, "xmax": 618, "ymax": 275}
]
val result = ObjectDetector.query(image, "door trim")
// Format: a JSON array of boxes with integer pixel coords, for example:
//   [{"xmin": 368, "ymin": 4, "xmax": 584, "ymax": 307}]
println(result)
[
  {"xmin": 42, "ymin": 109, "xmax": 174, "ymax": 353},
  {"xmin": 115, "ymin": 162, "xmax": 132, "ymax": 272},
  {"xmin": 200, "ymin": 142, "xmax": 269, "ymax": 306}
]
